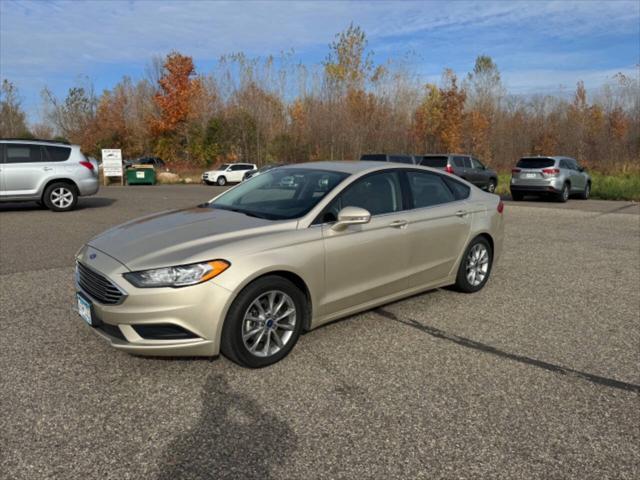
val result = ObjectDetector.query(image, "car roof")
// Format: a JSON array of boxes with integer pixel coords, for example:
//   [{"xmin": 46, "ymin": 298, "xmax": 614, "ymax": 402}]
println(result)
[{"xmin": 0, "ymin": 138, "xmax": 76, "ymax": 147}]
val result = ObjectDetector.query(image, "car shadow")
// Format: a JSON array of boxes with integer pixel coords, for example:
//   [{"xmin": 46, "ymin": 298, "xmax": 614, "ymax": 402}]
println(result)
[
  {"xmin": 157, "ymin": 373, "xmax": 297, "ymax": 480},
  {"xmin": 0, "ymin": 197, "xmax": 116, "ymax": 212}
]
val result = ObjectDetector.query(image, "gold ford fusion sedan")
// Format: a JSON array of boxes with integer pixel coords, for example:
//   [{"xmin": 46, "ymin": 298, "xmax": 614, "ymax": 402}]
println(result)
[{"xmin": 75, "ymin": 161, "xmax": 504, "ymax": 367}]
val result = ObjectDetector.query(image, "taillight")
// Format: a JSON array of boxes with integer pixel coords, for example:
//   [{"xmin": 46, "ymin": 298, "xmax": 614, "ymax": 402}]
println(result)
[
  {"xmin": 511, "ymin": 168, "xmax": 521, "ymax": 173},
  {"xmin": 497, "ymin": 200, "xmax": 504, "ymax": 214},
  {"xmin": 542, "ymin": 168, "xmax": 560, "ymax": 176},
  {"xmin": 80, "ymin": 161, "xmax": 94, "ymax": 171},
  {"xmin": 445, "ymin": 164, "xmax": 454, "ymax": 174}
]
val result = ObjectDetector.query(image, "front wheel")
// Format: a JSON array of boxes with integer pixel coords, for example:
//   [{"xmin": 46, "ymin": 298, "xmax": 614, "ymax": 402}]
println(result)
[
  {"xmin": 453, "ymin": 237, "xmax": 493, "ymax": 293},
  {"xmin": 43, "ymin": 182, "xmax": 78, "ymax": 212},
  {"xmin": 217, "ymin": 176, "xmax": 227, "ymax": 186},
  {"xmin": 221, "ymin": 276, "xmax": 306, "ymax": 368}
]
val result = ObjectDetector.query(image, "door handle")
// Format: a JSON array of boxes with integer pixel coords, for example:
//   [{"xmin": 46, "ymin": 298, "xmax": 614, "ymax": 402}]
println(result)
[
  {"xmin": 389, "ymin": 219, "xmax": 408, "ymax": 229},
  {"xmin": 43, "ymin": 166, "xmax": 54, "ymax": 171},
  {"xmin": 455, "ymin": 210, "xmax": 468, "ymax": 217}
]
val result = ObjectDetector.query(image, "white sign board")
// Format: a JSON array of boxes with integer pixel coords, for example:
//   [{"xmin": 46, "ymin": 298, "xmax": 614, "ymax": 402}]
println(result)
[{"xmin": 101, "ymin": 149, "xmax": 123, "ymax": 177}]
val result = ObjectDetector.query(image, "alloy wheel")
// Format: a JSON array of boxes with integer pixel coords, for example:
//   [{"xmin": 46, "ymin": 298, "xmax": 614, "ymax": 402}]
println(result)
[
  {"xmin": 241, "ymin": 290, "xmax": 297, "ymax": 358},
  {"xmin": 51, "ymin": 187, "xmax": 74, "ymax": 209},
  {"xmin": 465, "ymin": 243, "xmax": 489, "ymax": 287}
]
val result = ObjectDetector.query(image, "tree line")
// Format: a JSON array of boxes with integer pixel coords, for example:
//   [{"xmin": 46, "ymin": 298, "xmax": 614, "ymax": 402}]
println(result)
[{"xmin": 1, "ymin": 25, "xmax": 638, "ymax": 172}]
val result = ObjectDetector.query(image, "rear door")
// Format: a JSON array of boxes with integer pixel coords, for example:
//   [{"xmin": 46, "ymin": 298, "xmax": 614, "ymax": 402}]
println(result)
[
  {"xmin": 402, "ymin": 170, "xmax": 472, "ymax": 287},
  {"xmin": 469, "ymin": 157, "xmax": 489, "ymax": 188},
  {"xmin": 452, "ymin": 156, "xmax": 470, "ymax": 179},
  {"xmin": 2, "ymin": 143, "xmax": 54, "ymax": 197},
  {"xmin": 319, "ymin": 170, "xmax": 410, "ymax": 315},
  {"xmin": 566, "ymin": 158, "xmax": 585, "ymax": 190}
]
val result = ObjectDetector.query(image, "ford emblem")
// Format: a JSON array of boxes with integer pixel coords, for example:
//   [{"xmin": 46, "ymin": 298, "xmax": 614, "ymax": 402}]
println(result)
[{"xmin": 89, "ymin": 253, "xmax": 97, "ymax": 260}]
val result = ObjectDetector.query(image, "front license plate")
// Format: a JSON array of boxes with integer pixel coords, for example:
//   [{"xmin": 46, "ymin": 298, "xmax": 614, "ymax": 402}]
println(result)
[
  {"xmin": 77, "ymin": 294, "xmax": 93, "ymax": 326},
  {"xmin": 524, "ymin": 173, "xmax": 537, "ymax": 179}
]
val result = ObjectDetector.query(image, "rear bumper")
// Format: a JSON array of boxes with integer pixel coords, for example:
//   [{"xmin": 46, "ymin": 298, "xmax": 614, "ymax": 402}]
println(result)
[
  {"xmin": 77, "ymin": 177, "xmax": 100, "ymax": 196},
  {"xmin": 510, "ymin": 185, "xmax": 561, "ymax": 194}
]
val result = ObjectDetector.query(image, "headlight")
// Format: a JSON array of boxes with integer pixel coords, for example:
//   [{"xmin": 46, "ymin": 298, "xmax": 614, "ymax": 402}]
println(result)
[{"xmin": 123, "ymin": 260, "xmax": 230, "ymax": 288}]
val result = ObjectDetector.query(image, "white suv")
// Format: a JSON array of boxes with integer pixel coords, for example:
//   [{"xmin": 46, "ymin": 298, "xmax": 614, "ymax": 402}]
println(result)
[
  {"xmin": 0, "ymin": 139, "xmax": 99, "ymax": 211},
  {"xmin": 202, "ymin": 163, "xmax": 257, "ymax": 186}
]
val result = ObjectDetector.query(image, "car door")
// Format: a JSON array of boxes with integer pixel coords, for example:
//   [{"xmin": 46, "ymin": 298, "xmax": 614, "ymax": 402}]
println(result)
[
  {"xmin": 0, "ymin": 144, "xmax": 5, "ymax": 194},
  {"xmin": 228, "ymin": 165, "xmax": 246, "ymax": 182},
  {"xmin": 402, "ymin": 170, "xmax": 472, "ymax": 287},
  {"xmin": 568, "ymin": 158, "xmax": 585, "ymax": 190},
  {"xmin": 319, "ymin": 170, "xmax": 410, "ymax": 316},
  {"xmin": 470, "ymin": 157, "xmax": 489, "ymax": 188},
  {"xmin": 452, "ymin": 156, "xmax": 470, "ymax": 179},
  {"xmin": 2, "ymin": 143, "xmax": 53, "ymax": 197}
]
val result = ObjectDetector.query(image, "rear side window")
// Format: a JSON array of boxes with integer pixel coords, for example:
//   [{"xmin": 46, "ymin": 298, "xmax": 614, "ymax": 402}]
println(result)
[
  {"xmin": 407, "ymin": 171, "xmax": 455, "ymax": 208},
  {"xmin": 360, "ymin": 154, "xmax": 387, "ymax": 162},
  {"xmin": 419, "ymin": 156, "xmax": 448, "ymax": 168},
  {"xmin": 517, "ymin": 158, "xmax": 555, "ymax": 169},
  {"xmin": 453, "ymin": 156, "xmax": 470, "ymax": 168},
  {"xmin": 5, "ymin": 144, "xmax": 43, "ymax": 163},
  {"xmin": 45, "ymin": 146, "xmax": 71, "ymax": 161},
  {"xmin": 442, "ymin": 176, "xmax": 471, "ymax": 200}
]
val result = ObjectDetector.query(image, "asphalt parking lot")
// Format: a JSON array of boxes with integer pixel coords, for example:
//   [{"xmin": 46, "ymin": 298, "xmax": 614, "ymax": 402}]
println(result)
[{"xmin": 1, "ymin": 185, "xmax": 638, "ymax": 479}]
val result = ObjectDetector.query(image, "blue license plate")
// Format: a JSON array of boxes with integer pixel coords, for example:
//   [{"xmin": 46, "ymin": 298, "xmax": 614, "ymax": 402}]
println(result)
[{"xmin": 77, "ymin": 294, "xmax": 93, "ymax": 326}]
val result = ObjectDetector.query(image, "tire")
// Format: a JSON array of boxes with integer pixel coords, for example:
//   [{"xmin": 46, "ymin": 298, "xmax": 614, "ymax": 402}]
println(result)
[
  {"xmin": 221, "ymin": 275, "xmax": 306, "ymax": 368},
  {"xmin": 511, "ymin": 191, "xmax": 523, "ymax": 201},
  {"xmin": 217, "ymin": 176, "xmax": 227, "ymax": 186},
  {"xmin": 43, "ymin": 182, "xmax": 78, "ymax": 212},
  {"xmin": 557, "ymin": 183, "xmax": 570, "ymax": 203},
  {"xmin": 487, "ymin": 179, "xmax": 497, "ymax": 193},
  {"xmin": 453, "ymin": 236, "xmax": 493, "ymax": 293},
  {"xmin": 579, "ymin": 182, "xmax": 591, "ymax": 200}
]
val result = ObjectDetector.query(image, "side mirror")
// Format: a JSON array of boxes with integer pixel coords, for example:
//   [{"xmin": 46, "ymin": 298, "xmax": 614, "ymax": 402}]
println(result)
[{"xmin": 332, "ymin": 206, "xmax": 371, "ymax": 231}]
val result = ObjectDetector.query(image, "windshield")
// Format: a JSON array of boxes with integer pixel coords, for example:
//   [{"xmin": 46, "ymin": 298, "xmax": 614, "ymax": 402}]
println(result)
[
  {"xmin": 217, "ymin": 163, "xmax": 231, "ymax": 170},
  {"xmin": 209, "ymin": 168, "xmax": 349, "ymax": 220}
]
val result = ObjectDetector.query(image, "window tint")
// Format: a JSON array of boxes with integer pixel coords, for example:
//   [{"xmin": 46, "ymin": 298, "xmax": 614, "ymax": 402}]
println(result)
[
  {"xmin": 327, "ymin": 171, "xmax": 403, "ymax": 219},
  {"xmin": 566, "ymin": 159, "xmax": 578, "ymax": 170},
  {"xmin": 407, "ymin": 171, "xmax": 455, "ymax": 208},
  {"xmin": 443, "ymin": 176, "xmax": 471, "ymax": 200},
  {"xmin": 516, "ymin": 158, "xmax": 555, "ymax": 169},
  {"xmin": 5, "ymin": 144, "xmax": 43, "ymax": 163},
  {"xmin": 419, "ymin": 156, "xmax": 448, "ymax": 168},
  {"xmin": 45, "ymin": 146, "xmax": 71, "ymax": 162}
]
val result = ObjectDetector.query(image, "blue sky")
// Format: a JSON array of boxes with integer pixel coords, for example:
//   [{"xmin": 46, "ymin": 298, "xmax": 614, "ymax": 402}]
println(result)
[{"xmin": 1, "ymin": 0, "xmax": 638, "ymax": 122}]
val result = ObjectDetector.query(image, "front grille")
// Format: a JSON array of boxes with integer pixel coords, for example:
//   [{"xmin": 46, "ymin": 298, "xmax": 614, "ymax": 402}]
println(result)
[{"xmin": 76, "ymin": 261, "xmax": 125, "ymax": 305}]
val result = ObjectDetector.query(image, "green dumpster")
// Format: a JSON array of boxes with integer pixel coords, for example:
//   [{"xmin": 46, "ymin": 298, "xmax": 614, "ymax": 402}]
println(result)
[{"xmin": 126, "ymin": 165, "xmax": 156, "ymax": 185}]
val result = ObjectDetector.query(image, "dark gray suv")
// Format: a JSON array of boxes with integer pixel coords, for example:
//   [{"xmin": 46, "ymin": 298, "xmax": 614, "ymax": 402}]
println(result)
[{"xmin": 418, "ymin": 154, "xmax": 498, "ymax": 193}]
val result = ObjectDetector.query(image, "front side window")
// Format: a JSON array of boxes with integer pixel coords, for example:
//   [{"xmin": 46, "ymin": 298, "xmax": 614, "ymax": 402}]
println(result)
[
  {"xmin": 407, "ymin": 171, "xmax": 455, "ymax": 208},
  {"xmin": 389, "ymin": 155, "xmax": 413, "ymax": 164},
  {"xmin": 471, "ymin": 158, "xmax": 485, "ymax": 169},
  {"xmin": 5, "ymin": 144, "xmax": 43, "ymax": 163},
  {"xmin": 322, "ymin": 171, "xmax": 403, "ymax": 222},
  {"xmin": 209, "ymin": 168, "xmax": 348, "ymax": 220},
  {"xmin": 218, "ymin": 163, "xmax": 231, "ymax": 171}
]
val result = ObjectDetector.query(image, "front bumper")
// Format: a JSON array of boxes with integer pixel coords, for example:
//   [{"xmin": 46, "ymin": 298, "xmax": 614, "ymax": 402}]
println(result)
[{"xmin": 75, "ymin": 247, "xmax": 233, "ymax": 356}]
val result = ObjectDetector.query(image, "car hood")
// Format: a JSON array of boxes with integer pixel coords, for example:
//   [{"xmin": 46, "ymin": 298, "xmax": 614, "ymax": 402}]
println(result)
[{"xmin": 88, "ymin": 207, "xmax": 294, "ymax": 270}]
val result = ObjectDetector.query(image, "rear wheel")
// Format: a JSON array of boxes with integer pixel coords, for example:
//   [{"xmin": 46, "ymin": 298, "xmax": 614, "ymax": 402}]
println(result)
[
  {"xmin": 487, "ymin": 179, "xmax": 497, "ymax": 193},
  {"xmin": 557, "ymin": 183, "xmax": 570, "ymax": 203},
  {"xmin": 454, "ymin": 237, "xmax": 493, "ymax": 293},
  {"xmin": 217, "ymin": 176, "xmax": 227, "ymax": 186},
  {"xmin": 221, "ymin": 275, "xmax": 306, "ymax": 368},
  {"xmin": 579, "ymin": 182, "xmax": 591, "ymax": 200},
  {"xmin": 43, "ymin": 182, "xmax": 78, "ymax": 212}
]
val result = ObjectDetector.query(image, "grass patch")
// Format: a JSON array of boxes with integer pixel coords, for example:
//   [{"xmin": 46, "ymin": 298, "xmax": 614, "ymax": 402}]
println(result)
[{"xmin": 496, "ymin": 172, "xmax": 639, "ymax": 201}]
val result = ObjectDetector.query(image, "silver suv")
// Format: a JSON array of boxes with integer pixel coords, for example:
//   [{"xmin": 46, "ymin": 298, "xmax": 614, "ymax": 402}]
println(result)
[
  {"xmin": 0, "ymin": 139, "xmax": 99, "ymax": 211},
  {"xmin": 510, "ymin": 156, "xmax": 591, "ymax": 202}
]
